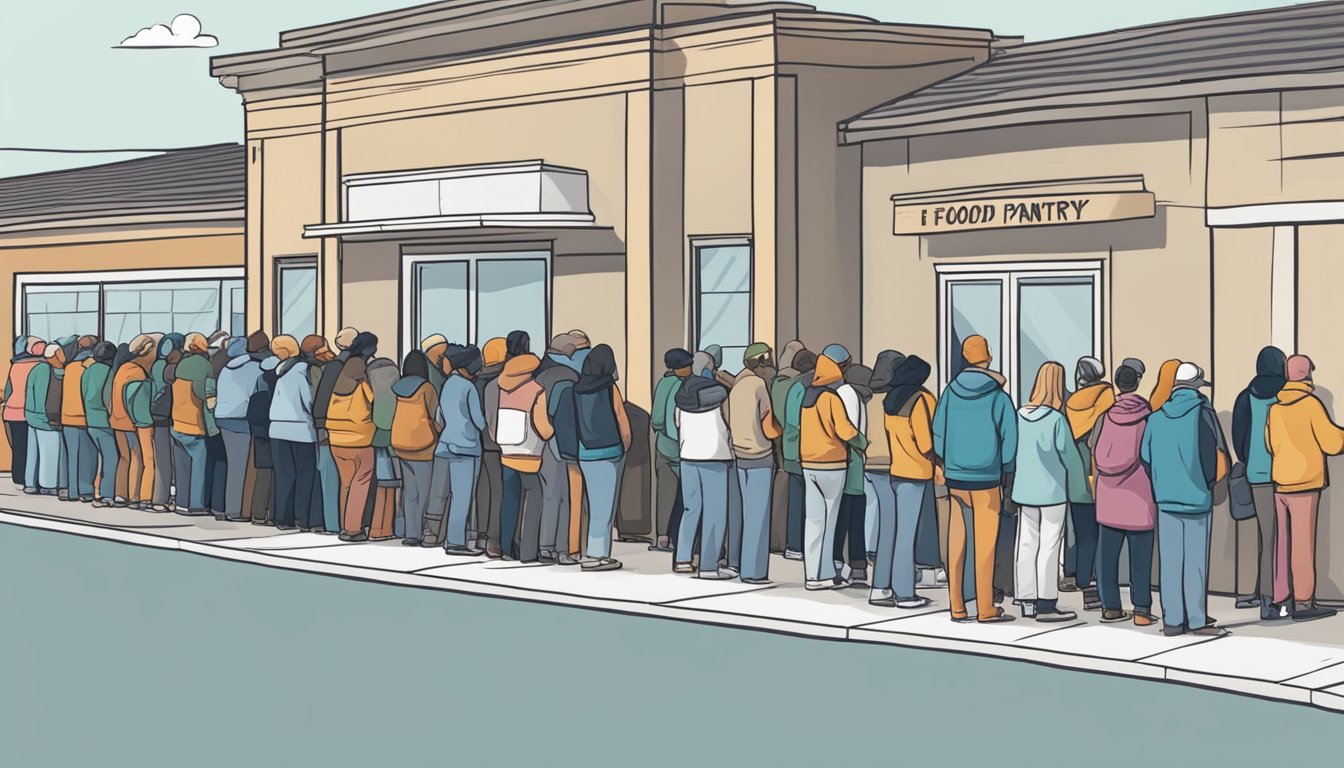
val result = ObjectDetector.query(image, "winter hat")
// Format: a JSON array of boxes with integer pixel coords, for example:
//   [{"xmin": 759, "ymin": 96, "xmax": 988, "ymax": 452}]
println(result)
[
  {"xmin": 44, "ymin": 344, "xmax": 65, "ymax": 366},
  {"xmin": 1076, "ymin": 356, "xmax": 1105, "ymax": 386},
  {"xmin": 92, "ymin": 341, "xmax": 117, "ymax": 364},
  {"xmin": 568, "ymin": 330, "xmax": 591, "ymax": 350},
  {"xmin": 184, "ymin": 332, "xmax": 209, "ymax": 354},
  {"xmin": 333, "ymin": 327, "xmax": 359, "ymax": 351},
  {"xmin": 246, "ymin": 331, "xmax": 270, "ymax": 354},
  {"xmin": 506, "ymin": 330, "xmax": 531, "ymax": 358},
  {"xmin": 29, "ymin": 340, "xmax": 47, "ymax": 358},
  {"xmin": 225, "ymin": 337, "xmax": 249, "ymax": 358},
  {"xmin": 778, "ymin": 340, "xmax": 805, "ymax": 372},
  {"xmin": 547, "ymin": 333, "xmax": 577, "ymax": 358},
  {"xmin": 420, "ymin": 334, "xmax": 448, "ymax": 353},
  {"xmin": 664, "ymin": 348, "xmax": 693, "ymax": 370},
  {"xmin": 1119, "ymin": 357, "xmax": 1146, "ymax": 379},
  {"xmin": 448, "ymin": 344, "xmax": 483, "ymax": 375},
  {"xmin": 1287, "ymin": 355, "xmax": 1315, "ymax": 382},
  {"xmin": 821, "ymin": 344, "xmax": 850, "ymax": 365},
  {"xmin": 703, "ymin": 344, "xmax": 724, "ymax": 369},
  {"xmin": 271, "ymin": 335, "xmax": 300, "ymax": 361},
  {"xmin": 692, "ymin": 351, "xmax": 716, "ymax": 378},
  {"xmin": 961, "ymin": 336, "xmax": 991, "ymax": 367},
  {"xmin": 1115, "ymin": 365, "xmax": 1141, "ymax": 392},
  {"xmin": 301, "ymin": 335, "xmax": 333, "ymax": 362},
  {"xmin": 743, "ymin": 342, "xmax": 772, "ymax": 362},
  {"xmin": 482, "ymin": 338, "xmax": 508, "ymax": 367},
  {"xmin": 1174, "ymin": 362, "xmax": 1210, "ymax": 390}
]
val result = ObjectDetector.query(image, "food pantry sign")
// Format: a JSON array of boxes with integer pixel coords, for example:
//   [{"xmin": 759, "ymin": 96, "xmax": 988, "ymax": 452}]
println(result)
[{"xmin": 892, "ymin": 191, "xmax": 1155, "ymax": 235}]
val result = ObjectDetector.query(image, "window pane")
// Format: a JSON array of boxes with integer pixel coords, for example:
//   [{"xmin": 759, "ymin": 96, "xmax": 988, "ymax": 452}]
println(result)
[
  {"xmin": 948, "ymin": 281, "xmax": 1002, "ymax": 379},
  {"xmin": 416, "ymin": 261, "xmax": 469, "ymax": 345},
  {"xmin": 1018, "ymin": 279, "xmax": 1094, "ymax": 402},
  {"xmin": 139, "ymin": 288, "xmax": 174, "ymax": 312},
  {"xmin": 104, "ymin": 289, "xmax": 140, "ymax": 313},
  {"xmin": 699, "ymin": 292, "xmax": 751, "ymax": 350},
  {"xmin": 698, "ymin": 245, "xmax": 750, "ymax": 293},
  {"xmin": 477, "ymin": 259, "xmax": 547, "ymax": 347},
  {"xmin": 279, "ymin": 266, "xmax": 317, "ymax": 340}
]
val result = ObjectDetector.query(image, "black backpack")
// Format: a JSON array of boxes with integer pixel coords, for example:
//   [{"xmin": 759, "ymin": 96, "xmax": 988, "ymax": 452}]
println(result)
[{"xmin": 150, "ymin": 374, "xmax": 174, "ymax": 425}]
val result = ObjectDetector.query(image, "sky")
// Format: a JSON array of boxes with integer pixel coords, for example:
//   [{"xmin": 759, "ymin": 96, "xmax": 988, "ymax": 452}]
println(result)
[{"xmin": 0, "ymin": 0, "xmax": 1309, "ymax": 177}]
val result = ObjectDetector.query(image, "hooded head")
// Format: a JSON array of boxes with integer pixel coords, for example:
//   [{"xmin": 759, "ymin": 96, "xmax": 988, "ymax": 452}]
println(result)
[
  {"xmin": 401, "ymin": 350, "xmax": 430, "ymax": 380},
  {"xmin": 333, "ymin": 357, "xmax": 369, "ymax": 395},
  {"xmin": 76, "ymin": 335, "xmax": 97, "ymax": 352},
  {"xmin": 1075, "ymin": 356, "xmax": 1105, "ymax": 389},
  {"xmin": 1287, "ymin": 354, "xmax": 1314, "ymax": 383},
  {"xmin": 1115, "ymin": 364, "xmax": 1142, "ymax": 394},
  {"xmin": 271, "ymin": 335, "xmax": 300, "ymax": 362},
  {"xmin": 691, "ymin": 351, "xmax": 716, "ymax": 379},
  {"xmin": 869, "ymin": 350, "xmax": 905, "ymax": 393},
  {"xmin": 743, "ymin": 342, "xmax": 773, "ymax": 370},
  {"xmin": 794, "ymin": 350, "xmax": 818, "ymax": 375},
  {"xmin": 703, "ymin": 344, "xmax": 724, "ymax": 371},
  {"xmin": 548, "ymin": 333, "xmax": 577, "ymax": 359},
  {"xmin": 157, "ymin": 333, "xmax": 185, "ymax": 359},
  {"xmin": 225, "ymin": 336, "xmax": 249, "ymax": 359},
  {"xmin": 184, "ymin": 332, "xmax": 209, "ymax": 355},
  {"xmin": 778, "ymin": 340, "xmax": 805, "ymax": 372},
  {"xmin": 246, "ymin": 331, "xmax": 270, "ymax": 355},
  {"xmin": 499, "ymin": 353, "xmax": 541, "ymax": 391},
  {"xmin": 961, "ymin": 336, "xmax": 991, "ymax": 367},
  {"xmin": 1247, "ymin": 346, "xmax": 1288, "ymax": 398},
  {"xmin": 13, "ymin": 336, "xmax": 35, "ymax": 358},
  {"xmin": 575, "ymin": 344, "xmax": 618, "ymax": 394},
  {"xmin": 1027, "ymin": 361, "xmax": 1068, "ymax": 410},
  {"xmin": 348, "ymin": 331, "xmax": 378, "ymax": 360},
  {"xmin": 128, "ymin": 334, "xmax": 156, "ymax": 364},
  {"xmin": 301, "ymin": 335, "xmax": 334, "ymax": 363},
  {"xmin": 505, "ymin": 330, "xmax": 531, "ymax": 359},
  {"xmin": 1149, "ymin": 359, "xmax": 1182, "ymax": 410},
  {"xmin": 482, "ymin": 337, "xmax": 508, "ymax": 368},
  {"xmin": 883, "ymin": 354, "xmax": 933, "ymax": 416},
  {"xmin": 569, "ymin": 330, "xmax": 591, "ymax": 350},
  {"xmin": 811, "ymin": 355, "xmax": 844, "ymax": 389},
  {"xmin": 664, "ymin": 347, "xmax": 693, "ymax": 374},
  {"xmin": 845, "ymin": 363, "xmax": 874, "ymax": 401},
  {"xmin": 448, "ymin": 344, "xmax": 483, "ymax": 377},
  {"xmin": 44, "ymin": 344, "xmax": 66, "ymax": 368},
  {"xmin": 92, "ymin": 341, "xmax": 117, "ymax": 365},
  {"xmin": 333, "ymin": 327, "xmax": 359, "ymax": 352}
]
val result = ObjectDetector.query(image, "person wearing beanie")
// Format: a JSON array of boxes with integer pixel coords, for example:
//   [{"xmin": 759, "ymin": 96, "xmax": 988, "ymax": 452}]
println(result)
[
  {"xmin": 169, "ymin": 332, "xmax": 217, "ymax": 516},
  {"xmin": 566, "ymin": 330, "xmax": 592, "ymax": 374},
  {"xmin": 60, "ymin": 336, "xmax": 96, "ymax": 502},
  {"xmin": 505, "ymin": 330, "xmax": 531, "ymax": 360},
  {"xmin": 420, "ymin": 334, "xmax": 449, "ymax": 393},
  {"xmin": 1090, "ymin": 360, "xmax": 1157, "ymax": 626},
  {"xmin": 835, "ymin": 362, "xmax": 872, "ymax": 586},
  {"xmin": 486, "ymin": 351, "xmax": 553, "ymax": 561},
  {"xmin": 932, "ymin": 335, "xmax": 1017, "ymax": 623},
  {"xmin": 270, "ymin": 335, "xmax": 321, "ymax": 531},
  {"xmin": 702, "ymin": 344, "xmax": 737, "ymax": 388},
  {"xmin": 877, "ymin": 354, "xmax": 938, "ymax": 609},
  {"xmin": 770, "ymin": 343, "xmax": 810, "ymax": 560},
  {"xmin": 23, "ymin": 344, "xmax": 64, "ymax": 496},
  {"xmin": 459, "ymin": 337, "xmax": 508, "ymax": 555},
  {"xmin": 110, "ymin": 335, "xmax": 156, "ymax": 507},
  {"xmin": 433, "ymin": 344, "xmax": 489, "ymax": 552},
  {"xmin": 327, "ymin": 357, "xmax": 377, "ymax": 541},
  {"xmin": 729, "ymin": 342, "xmax": 781, "ymax": 584},
  {"xmin": 4, "ymin": 336, "xmax": 45, "ymax": 490},
  {"xmin": 216, "ymin": 335, "xmax": 267, "ymax": 521},
  {"xmin": 1141, "ymin": 361, "xmax": 1229, "ymax": 637},
  {"xmin": 147, "ymin": 333, "xmax": 184, "ymax": 512},
  {"xmin": 1062, "ymin": 356, "xmax": 1114, "ymax": 609},
  {"xmin": 535, "ymin": 334, "xmax": 582, "ymax": 565},
  {"xmin": 673, "ymin": 351, "xmax": 733, "ymax": 578},
  {"xmin": 1148, "ymin": 359, "xmax": 1181, "ymax": 411},
  {"xmin": 1230, "ymin": 347, "xmax": 1287, "ymax": 613},
  {"xmin": 798, "ymin": 349, "xmax": 867, "ymax": 590},
  {"xmin": 1264, "ymin": 354, "xmax": 1344, "ymax": 622},
  {"xmin": 296, "ymin": 334, "xmax": 339, "ymax": 534},
  {"xmin": 778, "ymin": 350, "xmax": 818, "ymax": 561},
  {"xmin": 246, "ymin": 355, "xmax": 281, "ymax": 526},
  {"xmin": 82, "ymin": 341, "xmax": 119, "ymax": 505},
  {"xmin": 333, "ymin": 327, "xmax": 358, "ymax": 353},
  {"xmin": 650, "ymin": 347, "xmax": 693, "ymax": 553}
]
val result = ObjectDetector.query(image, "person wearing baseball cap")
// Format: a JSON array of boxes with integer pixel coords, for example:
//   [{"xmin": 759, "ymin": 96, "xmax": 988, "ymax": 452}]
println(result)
[
  {"xmin": 650, "ymin": 348, "xmax": 694, "ymax": 554},
  {"xmin": 1265, "ymin": 354, "xmax": 1344, "ymax": 622},
  {"xmin": 933, "ymin": 335, "xmax": 1017, "ymax": 623},
  {"xmin": 1141, "ymin": 360, "xmax": 1229, "ymax": 636},
  {"xmin": 729, "ymin": 343, "xmax": 780, "ymax": 584}
]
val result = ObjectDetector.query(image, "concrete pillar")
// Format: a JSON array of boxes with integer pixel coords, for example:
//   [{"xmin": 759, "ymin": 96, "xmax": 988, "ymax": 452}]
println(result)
[{"xmin": 1271, "ymin": 225, "xmax": 1297, "ymax": 354}]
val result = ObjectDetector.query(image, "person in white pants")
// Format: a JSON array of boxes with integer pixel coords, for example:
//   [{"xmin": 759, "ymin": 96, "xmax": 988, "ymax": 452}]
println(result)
[{"xmin": 1012, "ymin": 361, "xmax": 1087, "ymax": 622}]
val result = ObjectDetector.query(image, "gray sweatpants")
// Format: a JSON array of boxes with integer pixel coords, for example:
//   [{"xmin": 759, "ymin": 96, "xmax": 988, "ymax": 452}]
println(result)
[
  {"xmin": 221, "ymin": 428, "xmax": 251, "ymax": 519},
  {"xmin": 399, "ymin": 459, "xmax": 434, "ymax": 542},
  {"xmin": 538, "ymin": 445, "xmax": 570, "ymax": 553}
]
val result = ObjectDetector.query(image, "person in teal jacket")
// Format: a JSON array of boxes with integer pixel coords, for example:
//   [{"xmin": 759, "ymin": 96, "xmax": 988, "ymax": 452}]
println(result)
[
  {"xmin": 81, "ymin": 341, "xmax": 119, "ymax": 504},
  {"xmin": 651, "ymin": 348, "xmax": 691, "ymax": 552},
  {"xmin": 24, "ymin": 345, "xmax": 63, "ymax": 495},
  {"xmin": 780, "ymin": 350, "xmax": 818, "ymax": 559},
  {"xmin": 1140, "ymin": 362, "xmax": 1228, "ymax": 638}
]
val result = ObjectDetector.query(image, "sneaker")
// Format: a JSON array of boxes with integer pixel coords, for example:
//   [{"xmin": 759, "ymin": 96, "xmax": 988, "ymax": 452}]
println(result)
[
  {"xmin": 673, "ymin": 562, "xmax": 695, "ymax": 574},
  {"xmin": 805, "ymin": 580, "xmax": 831, "ymax": 591},
  {"xmin": 400, "ymin": 538, "xmax": 421, "ymax": 547},
  {"xmin": 538, "ymin": 550, "xmax": 557, "ymax": 564},
  {"xmin": 1100, "ymin": 609, "xmax": 1130, "ymax": 623},
  {"xmin": 91, "ymin": 499, "xmax": 113, "ymax": 509},
  {"xmin": 722, "ymin": 566, "xmax": 741, "ymax": 578},
  {"xmin": 934, "ymin": 567, "xmax": 948, "ymax": 586},
  {"xmin": 869, "ymin": 597, "xmax": 897, "ymax": 608},
  {"xmin": 581, "ymin": 557, "xmax": 622, "ymax": 572},
  {"xmin": 896, "ymin": 596, "xmax": 932, "ymax": 610},
  {"xmin": 847, "ymin": 568, "xmax": 869, "ymax": 585},
  {"xmin": 1036, "ymin": 608, "xmax": 1078, "ymax": 623},
  {"xmin": 1264, "ymin": 601, "xmax": 1292, "ymax": 621},
  {"xmin": 275, "ymin": 525, "xmax": 298, "ymax": 532},
  {"xmin": 338, "ymin": 531, "xmax": 369, "ymax": 543},
  {"xmin": 57, "ymin": 491, "xmax": 69, "ymax": 501},
  {"xmin": 1293, "ymin": 605, "xmax": 1338, "ymax": 622},
  {"xmin": 1190, "ymin": 626, "xmax": 1230, "ymax": 637},
  {"xmin": 1162, "ymin": 625, "xmax": 1185, "ymax": 637},
  {"xmin": 556, "ymin": 553, "xmax": 581, "ymax": 566},
  {"xmin": 1235, "ymin": 595, "xmax": 1261, "ymax": 609},
  {"xmin": 698, "ymin": 569, "xmax": 737, "ymax": 580},
  {"xmin": 444, "ymin": 545, "xmax": 483, "ymax": 556},
  {"xmin": 741, "ymin": 577, "xmax": 772, "ymax": 585},
  {"xmin": 1059, "ymin": 576, "xmax": 1080, "ymax": 593},
  {"xmin": 783, "ymin": 549, "xmax": 804, "ymax": 561},
  {"xmin": 648, "ymin": 537, "xmax": 673, "ymax": 553},
  {"xmin": 978, "ymin": 609, "xmax": 1015, "ymax": 624},
  {"xmin": 832, "ymin": 574, "xmax": 852, "ymax": 589}
]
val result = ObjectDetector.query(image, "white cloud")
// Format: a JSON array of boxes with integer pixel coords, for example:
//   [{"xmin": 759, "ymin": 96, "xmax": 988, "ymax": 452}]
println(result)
[{"xmin": 115, "ymin": 13, "xmax": 218, "ymax": 49}]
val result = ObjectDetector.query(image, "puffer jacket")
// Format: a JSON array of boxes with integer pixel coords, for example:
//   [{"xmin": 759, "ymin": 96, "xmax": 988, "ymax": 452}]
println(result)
[
  {"xmin": 675, "ymin": 374, "xmax": 731, "ymax": 462},
  {"xmin": 1093, "ymin": 393, "xmax": 1156, "ymax": 530},
  {"xmin": 1266, "ymin": 381, "xmax": 1344, "ymax": 493},
  {"xmin": 269, "ymin": 359, "xmax": 317, "ymax": 443},
  {"xmin": 216, "ymin": 338, "xmax": 263, "ymax": 431},
  {"xmin": 391, "ymin": 375, "xmax": 440, "ymax": 461},
  {"xmin": 60, "ymin": 357, "xmax": 91, "ymax": 428},
  {"xmin": 327, "ymin": 361, "xmax": 376, "ymax": 449}
]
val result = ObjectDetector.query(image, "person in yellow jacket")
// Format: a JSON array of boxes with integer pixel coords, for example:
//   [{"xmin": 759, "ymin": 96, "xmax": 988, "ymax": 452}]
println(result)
[
  {"xmin": 328, "ymin": 358, "xmax": 377, "ymax": 541},
  {"xmin": 799, "ymin": 351, "xmax": 867, "ymax": 590},
  {"xmin": 110, "ymin": 335, "xmax": 157, "ymax": 507},
  {"xmin": 1265, "ymin": 355, "xmax": 1344, "ymax": 622},
  {"xmin": 1063, "ymin": 357, "xmax": 1114, "ymax": 607},
  {"xmin": 61, "ymin": 338, "xmax": 97, "ymax": 502}
]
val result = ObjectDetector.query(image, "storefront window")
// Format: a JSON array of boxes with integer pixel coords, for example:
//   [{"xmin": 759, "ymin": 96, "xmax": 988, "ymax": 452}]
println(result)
[
  {"xmin": 694, "ymin": 240, "xmax": 752, "ymax": 373},
  {"xmin": 939, "ymin": 264, "xmax": 1101, "ymax": 402},
  {"xmin": 21, "ymin": 275, "xmax": 244, "ymax": 345},
  {"xmin": 277, "ymin": 260, "xmax": 317, "ymax": 340},
  {"xmin": 415, "ymin": 261, "xmax": 468, "ymax": 346},
  {"xmin": 405, "ymin": 252, "xmax": 550, "ymax": 353},
  {"xmin": 478, "ymin": 259, "xmax": 547, "ymax": 348},
  {"xmin": 23, "ymin": 284, "xmax": 99, "ymax": 341}
]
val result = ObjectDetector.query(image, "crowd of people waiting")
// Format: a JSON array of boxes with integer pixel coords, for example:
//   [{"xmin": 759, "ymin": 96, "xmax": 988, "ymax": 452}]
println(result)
[{"xmin": 3, "ymin": 328, "xmax": 1340, "ymax": 636}]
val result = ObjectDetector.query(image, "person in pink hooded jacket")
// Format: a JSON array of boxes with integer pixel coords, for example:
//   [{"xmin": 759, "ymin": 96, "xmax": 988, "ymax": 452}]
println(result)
[{"xmin": 1089, "ymin": 360, "xmax": 1157, "ymax": 626}]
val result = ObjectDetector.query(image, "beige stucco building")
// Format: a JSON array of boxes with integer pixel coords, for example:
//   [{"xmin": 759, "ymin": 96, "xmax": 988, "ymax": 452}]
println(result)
[
  {"xmin": 210, "ymin": 0, "xmax": 1001, "ymax": 406},
  {"xmin": 0, "ymin": 146, "xmax": 247, "ymax": 469},
  {"xmin": 845, "ymin": 2, "xmax": 1344, "ymax": 599}
]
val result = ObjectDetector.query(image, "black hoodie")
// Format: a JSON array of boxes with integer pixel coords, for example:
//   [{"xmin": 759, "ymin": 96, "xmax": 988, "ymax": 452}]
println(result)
[
  {"xmin": 313, "ymin": 332, "xmax": 379, "ymax": 429},
  {"xmin": 884, "ymin": 355, "xmax": 933, "ymax": 417},
  {"xmin": 1232, "ymin": 346, "xmax": 1287, "ymax": 464},
  {"xmin": 675, "ymin": 374, "xmax": 728, "ymax": 414}
]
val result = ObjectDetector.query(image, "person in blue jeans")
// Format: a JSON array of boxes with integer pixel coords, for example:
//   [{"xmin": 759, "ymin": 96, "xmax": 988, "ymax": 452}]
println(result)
[
  {"xmin": 434, "ymin": 344, "xmax": 487, "ymax": 553},
  {"xmin": 674, "ymin": 352, "xmax": 734, "ymax": 578},
  {"xmin": 1140, "ymin": 362, "xmax": 1230, "ymax": 638}
]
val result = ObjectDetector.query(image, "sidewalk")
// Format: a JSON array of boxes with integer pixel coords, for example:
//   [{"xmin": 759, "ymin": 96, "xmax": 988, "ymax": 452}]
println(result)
[{"xmin": 3, "ymin": 482, "xmax": 1343, "ymax": 713}]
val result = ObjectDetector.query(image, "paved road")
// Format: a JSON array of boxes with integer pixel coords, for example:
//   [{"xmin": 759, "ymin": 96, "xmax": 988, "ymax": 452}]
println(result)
[{"xmin": 0, "ymin": 524, "xmax": 1337, "ymax": 767}]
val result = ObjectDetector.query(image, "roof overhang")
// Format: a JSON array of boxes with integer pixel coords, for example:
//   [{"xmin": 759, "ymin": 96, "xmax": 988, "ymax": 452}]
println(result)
[{"xmin": 304, "ymin": 213, "xmax": 599, "ymax": 239}]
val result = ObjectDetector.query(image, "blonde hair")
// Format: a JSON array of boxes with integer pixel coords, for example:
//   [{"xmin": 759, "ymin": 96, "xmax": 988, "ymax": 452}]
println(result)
[{"xmin": 1028, "ymin": 361, "xmax": 1067, "ymax": 410}]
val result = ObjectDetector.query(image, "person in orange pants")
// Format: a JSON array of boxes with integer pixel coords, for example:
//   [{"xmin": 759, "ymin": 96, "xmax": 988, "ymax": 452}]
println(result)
[
  {"xmin": 931, "ymin": 336, "xmax": 1018, "ymax": 623},
  {"xmin": 327, "ymin": 358, "xmax": 377, "ymax": 541}
]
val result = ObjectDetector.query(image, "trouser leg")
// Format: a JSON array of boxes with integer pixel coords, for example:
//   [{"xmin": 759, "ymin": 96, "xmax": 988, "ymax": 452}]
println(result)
[
  {"xmin": 581, "ymin": 457, "xmax": 623, "ymax": 560},
  {"xmin": 971, "ymin": 488, "xmax": 1002, "ymax": 621},
  {"xmin": 1250, "ymin": 484, "xmax": 1276, "ymax": 599},
  {"xmin": 802, "ymin": 469, "xmax": 844, "ymax": 582},
  {"xmin": 272, "ymin": 440, "xmax": 297, "ymax": 527},
  {"xmin": 725, "ymin": 465, "xmax": 742, "ymax": 569},
  {"xmin": 152, "ymin": 426, "xmax": 173, "ymax": 506},
  {"xmin": 1098, "ymin": 524, "xmax": 1125, "ymax": 610},
  {"xmin": 676, "ymin": 463, "xmax": 705, "ymax": 565},
  {"xmin": 1158, "ymin": 510, "xmax": 1186, "ymax": 628},
  {"xmin": 1071, "ymin": 502, "xmax": 1099, "ymax": 588},
  {"xmin": 737, "ymin": 464, "xmax": 773, "ymax": 581},
  {"xmin": 221, "ymin": 430, "xmax": 249, "ymax": 518},
  {"xmin": 517, "ymin": 471, "xmax": 544, "ymax": 562},
  {"xmin": 405, "ymin": 459, "xmax": 435, "ymax": 543},
  {"xmin": 871, "ymin": 475, "xmax": 899, "ymax": 592},
  {"xmin": 136, "ymin": 427, "xmax": 156, "ymax": 503},
  {"xmin": 1283, "ymin": 491, "xmax": 1321, "ymax": 604},
  {"xmin": 891, "ymin": 479, "xmax": 926, "ymax": 600},
  {"xmin": 948, "ymin": 490, "xmax": 972, "ymax": 619},
  {"xmin": 89, "ymin": 428, "xmax": 118, "ymax": 500},
  {"xmin": 655, "ymin": 454, "xmax": 677, "ymax": 538},
  {"xmin": 1015, "ymin": 506, "xmax": 1043, "ymax": 603},
  {"xmin": 499, "ymin": 465, "xmax": 523, "ymax": 558},
  {"xmin": 6, "ymin": 421, "xmax": 28, "ymax": 488},
  {"xmin": 786, "ymin": 472, "xmax": 804, "ymax": 553},
  {"xmin": 1128, "ymin": 529, "xmax": 1155, "ymax": 612},
  {"xmin": 539, "ymin": 447, "xmax": 567, "ymax": 552},
  {"xmin": 1035, "ymin": 503, "xmax": 1067, "ymax": 605},
  {"xmin": 447, "ymin": 457, "xmax": 480, "ymax": 549},
  {"xmin": 914, "ymin": 483, "xmax": 942, "ymax": 569},
  {"xmin": 695, "ymin": 462, "xmax": 729, "ymax": 575}
]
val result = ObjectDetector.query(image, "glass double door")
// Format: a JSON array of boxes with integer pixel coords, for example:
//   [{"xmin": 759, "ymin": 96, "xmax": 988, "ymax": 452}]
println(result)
[{"xmin": 940, "ymin": 264, "xmax": 1102, "ymax": 404}]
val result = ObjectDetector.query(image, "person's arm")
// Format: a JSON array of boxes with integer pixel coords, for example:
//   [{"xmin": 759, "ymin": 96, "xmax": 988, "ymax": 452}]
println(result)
[
  {"xmin": 830, "ymin": 394, "xmax": 868, "ymax": 452},
  {"xmin": 613, "ymin": 384, "xmax": 632, "ymax": 451},
  {"xmin": 533, "ymin": 390, "xmax": 555, "ymax": 441},
  {"xmin": 425, "ymin": 387, "xmax": 442, "ymax": 436},
  {"xmin": 468, "ymin": 383, "xmax": 486, "ymax": 432},
  {"xmin": 913, "ymin": 393, "xmax": 936, "ymax": 458},
  {"xmin": 1310, "ymin": 397, "xmax": 1344, "ymax": 456},
  {"xmin": 759, "ymin": 384, "xmax": 781, "ymax": 440},
  {"xmin": 931, "ymin": 394, "xmax": 948, "ymax": 461},
  {"xmin": 1140, "ymin": 424, "xmax": 1152, "ymax": 469},
  {"xmin": 1231, "ymin": 390, "xmax": 1251, "ymax": 464},
  {"xmin": 1199, "ymin": 410, "xmax": 1218, "ymax": 489},
  {"xmin": 651, "ymin": 379, "xmax": 669, "ymax": 435},
  {"xmin": 1059, "ymin": 415, "xmax": 1088, "ymax": 493},
  {"xmin": 997, "ymin": 392, "xmax": 1018, "ymax": 474}
]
